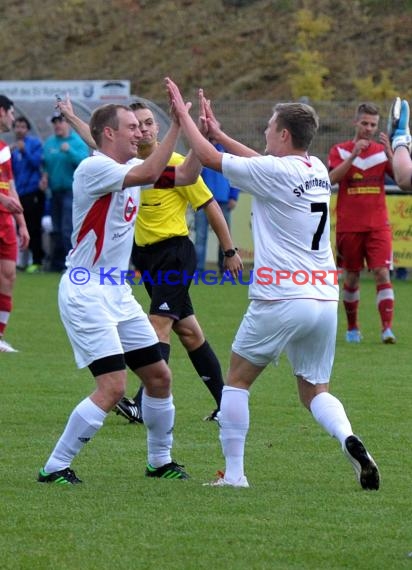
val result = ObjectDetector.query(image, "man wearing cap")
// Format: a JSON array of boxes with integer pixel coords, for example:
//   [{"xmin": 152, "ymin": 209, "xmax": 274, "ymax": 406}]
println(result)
[{"xmin": 43, "ymin": 112, "xmax": 89, "ymax": 272}]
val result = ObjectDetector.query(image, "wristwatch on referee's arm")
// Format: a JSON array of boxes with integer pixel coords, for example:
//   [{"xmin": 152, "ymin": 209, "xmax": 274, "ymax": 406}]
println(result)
[{"xmin": 223, "ymin": 247, "xmax": 239, "ymax": 257}]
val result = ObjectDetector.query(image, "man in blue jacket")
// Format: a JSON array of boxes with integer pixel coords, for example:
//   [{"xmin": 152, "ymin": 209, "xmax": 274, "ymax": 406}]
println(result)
[
  {"xmin": 43, "ymin": 112, "xmax": 89, "ymax": 272},
  {"xmin": 11, "ymin": 117, "xmax": 45, "ymax": 273},
  {"xmin": 194, "ymin": 141, "xmax": 239, "ymax": 274}
]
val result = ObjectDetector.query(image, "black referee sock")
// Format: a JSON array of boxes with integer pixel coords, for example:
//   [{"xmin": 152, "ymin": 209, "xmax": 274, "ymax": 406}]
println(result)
[
  {"xmin": 133, "ymin": 342, "xmax": 171, "ymax": 406},
  {"xmin": 188, "ymin": 340, "xmax": 224, "ymax": 408}
]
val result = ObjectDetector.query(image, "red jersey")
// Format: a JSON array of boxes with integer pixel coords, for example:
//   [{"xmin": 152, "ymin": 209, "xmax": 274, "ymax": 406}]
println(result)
[
  {"xmin": 0, "ymin": 140, "xmax": 13, "ymax": 214},
  {"xmin": 328, "ymin": 139, "xmax": 393, "ymax": 232}
]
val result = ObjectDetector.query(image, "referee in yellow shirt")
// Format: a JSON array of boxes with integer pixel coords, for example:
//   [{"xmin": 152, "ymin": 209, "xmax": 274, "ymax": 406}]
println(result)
[{"xmin": 115, "ymin": 102, "xmax": 242, "ymax": 423}]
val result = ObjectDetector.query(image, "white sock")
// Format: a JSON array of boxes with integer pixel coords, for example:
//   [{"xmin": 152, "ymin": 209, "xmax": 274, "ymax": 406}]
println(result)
[
  {"xmin": 219, "ymin": 386, "xmax": 250, "ymax": 483},
  {"xmin": 143, "ymin": 391, "xmax": 174, "ymax": 468},
  {"xmin": 310, "ymin": 392, "xmax": 353, "ymax": 445},
  {"xmin": 44, "ymin": 397, "xmax": 106, "ymax": 473}
]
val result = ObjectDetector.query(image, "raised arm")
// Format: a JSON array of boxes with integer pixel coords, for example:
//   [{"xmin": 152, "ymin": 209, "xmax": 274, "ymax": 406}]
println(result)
[
  {"xmin": 387, "ymin": 97, "xmax": 412, "ymax": 191},
  {"xmin": 392, "ymin": 146, "xmax": 412, "ymax": 190},
  {"xmin": 59, "ymin": 94, "xmax": 184, "ymax": 188},
  {"xmin": 56, "ymin": 95, "xmax": 97, "ymax": 149},
  {"xmin": 165, "ymin": 78, "xmax": 225, "ymax": 171},
  {"xmin": 123, "ymin": 120, "xmax": 181, "ymax": 188},
  {"xmin": 175, "ymin": 149, "xmax": 202, "ymax": 185},
  {"xmin": 174, "ymin": 94, "xmax": 212, "ymax": 184},
  {"xmin": 201, "ymin": 92, "xmax": 260, "ymax": 158}
]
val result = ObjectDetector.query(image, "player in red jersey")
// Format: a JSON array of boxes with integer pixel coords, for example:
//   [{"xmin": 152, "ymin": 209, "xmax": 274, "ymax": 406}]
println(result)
[
  {"xmin": 0, "ymin": 95, "xmax": 30, "ymax": 352},
  {"xmin": 328, "ymin": 102, "xmax": 395, "ymax": 344}
]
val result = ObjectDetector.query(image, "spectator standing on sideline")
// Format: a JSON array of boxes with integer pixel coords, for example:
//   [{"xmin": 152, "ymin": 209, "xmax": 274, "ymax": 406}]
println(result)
[
  {"xmin": 328, "ymin": 103, "xmax": 396, "ymax": 344},
  {"xmin": 195, "ymin": 140, "xmax": 239, "ymax": 274},
  {"xmin": 56, "ymin": 98, "xmax": 242, "ymax": 424},
  {"xmin": 43, "ymin": 112, "xmax": 89, "ymax": 272},
  {"xmin": 11, "ymin": 116, "xmax": 45, "ymax": 273},
  {"xmin": 0, "ymin": 95, "xmax": 30, "ymax": 352},
  {"xmin": 165, "ymin": 78, "xmax": 380, "ymax": 490},
  {"xmin": 38, "ymin": 101, "xmax": 201, "ymax": 485}
]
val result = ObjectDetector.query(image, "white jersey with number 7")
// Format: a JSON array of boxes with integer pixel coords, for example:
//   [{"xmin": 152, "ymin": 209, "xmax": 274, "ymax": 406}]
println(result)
[{"xmin": 222, "ymin": 152, "xmax": 339, "ymax": 302}]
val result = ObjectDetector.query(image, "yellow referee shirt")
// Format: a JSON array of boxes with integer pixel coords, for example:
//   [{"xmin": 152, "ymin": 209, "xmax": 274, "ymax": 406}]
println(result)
[{"xmin": 135, "ymin": 151, "xmax": 213, "ymax": 246}]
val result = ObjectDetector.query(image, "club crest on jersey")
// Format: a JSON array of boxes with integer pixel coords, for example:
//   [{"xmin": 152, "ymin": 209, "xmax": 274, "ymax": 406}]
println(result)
[{"xmin": 124, "ymin": 196, "xmax": 137, "ymax": 222}]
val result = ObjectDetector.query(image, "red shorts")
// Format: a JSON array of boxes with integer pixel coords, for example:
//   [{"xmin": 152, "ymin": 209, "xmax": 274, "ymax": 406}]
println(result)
[
  {"xmin": 336, "ymin": 229, "xmax": 392, "ymax": 272},
  {"xmin": 0, "ymin": 213, "xmax": 18, "ymax": 261}
]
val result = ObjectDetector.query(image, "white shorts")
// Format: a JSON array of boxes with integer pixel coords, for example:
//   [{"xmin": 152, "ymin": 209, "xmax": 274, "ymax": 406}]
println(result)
[
  {"xmin": 232, "ymin": 299, "xmax": 338, "ymax": 384},
  {"xmin": 58, "ymin": 273, "xmax": 158, "ymax": 369}
]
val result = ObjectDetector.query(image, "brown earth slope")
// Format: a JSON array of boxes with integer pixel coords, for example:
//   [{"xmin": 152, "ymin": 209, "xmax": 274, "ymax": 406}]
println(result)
[{"xmin": 1, "ymin": 0, "xmax": 412, "ymax": 104}]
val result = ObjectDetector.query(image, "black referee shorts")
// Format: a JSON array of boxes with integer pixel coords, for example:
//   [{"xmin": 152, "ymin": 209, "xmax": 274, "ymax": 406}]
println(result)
[{"xmin": 132, "ymin": 236, "xmax": 196, "ymax": 320}]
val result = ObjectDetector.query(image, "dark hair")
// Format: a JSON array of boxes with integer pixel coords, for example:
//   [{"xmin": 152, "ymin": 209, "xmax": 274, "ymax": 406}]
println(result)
[
  {"xmin": 273, "ymin": 102, "xmax": 319, "ymax": 150},
  {"xmin": 15, "ymin": 116, "xmax": 31, "ymax": 130},
  {"xmin": 89, "ymin": 104, "xmax": 131, "ymax": 146},
  {"xmin": 129, "ymin": 101, "xmax": 150, "ymax": 112},
  {"xmin": 0, "ymin": 94, "xmax": 14, "ymax": 112},
  {"xmin": 356, "ymin": 102, "xmax": 379, "ymax": 117}
]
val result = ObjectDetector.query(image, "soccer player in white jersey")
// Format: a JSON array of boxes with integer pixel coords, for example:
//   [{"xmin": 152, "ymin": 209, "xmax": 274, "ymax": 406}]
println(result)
[
  {"xmin": 38, "ymin": 102, "xmax": 201, "ymax": 484},
  {"xmin": 165, "ymin": 77, "xmax": 380, "ymax": 490}
]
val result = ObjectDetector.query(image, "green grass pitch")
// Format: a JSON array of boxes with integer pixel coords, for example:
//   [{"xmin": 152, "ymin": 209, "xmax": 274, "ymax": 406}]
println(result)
[{"xmin": 1, "ymin": 271, "xmax": 411, "ymax": 569}]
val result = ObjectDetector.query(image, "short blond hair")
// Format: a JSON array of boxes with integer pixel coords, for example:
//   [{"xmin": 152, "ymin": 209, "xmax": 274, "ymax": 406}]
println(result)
[{"xmin": 90, "ymin": 104, "xmax": 131, "ymax": 146}]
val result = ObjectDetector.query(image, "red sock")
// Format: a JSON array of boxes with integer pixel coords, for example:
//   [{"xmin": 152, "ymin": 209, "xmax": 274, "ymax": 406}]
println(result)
[
  {"xmin": 376, "ymin": 283, "xmax": 394, "ymax": 330},
  {"xmin": 0, "ymin": 292, "xmax": 12, "ymax": 337},
  {"xmin": 343, "ymin": 285, "xmax": 360, "ymax": 330}
]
